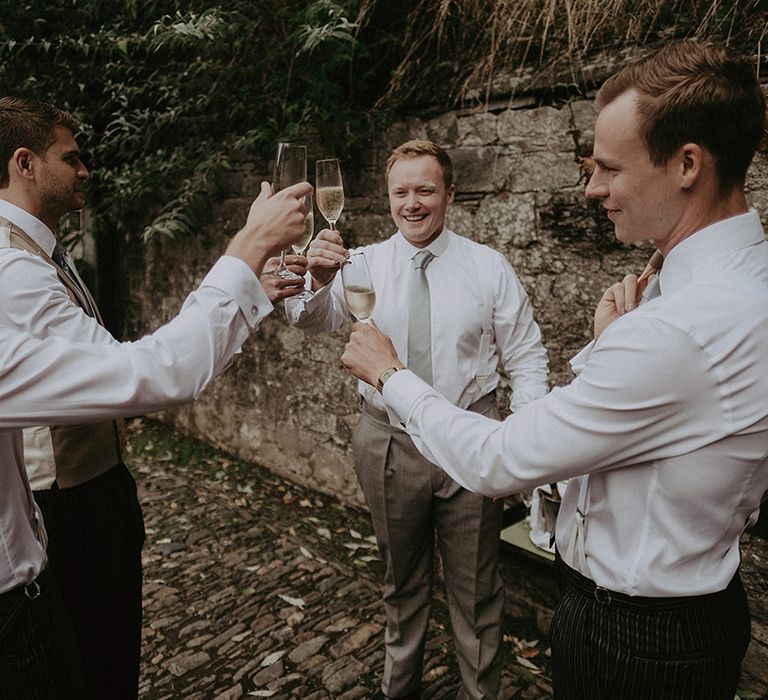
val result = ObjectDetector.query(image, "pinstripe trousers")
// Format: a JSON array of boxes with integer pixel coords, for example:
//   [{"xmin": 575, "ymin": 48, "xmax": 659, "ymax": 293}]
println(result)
[
  {"xmin": 550, "ymin": 556, "xmax": 751, "ymax": 699},
  {"xmin": 0, "ymin": 569, "xmax": 86, "ymax": 699}
]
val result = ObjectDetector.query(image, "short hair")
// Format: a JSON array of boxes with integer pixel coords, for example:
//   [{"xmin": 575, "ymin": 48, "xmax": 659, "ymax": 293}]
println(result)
[
  {"xmin": 0, "ymin": 97, "xmax": 80, "ymax": 187},
  {"xmin": 386, "ymin": 139, "xmax": 454, "ymax": 189},
  {"xmin": 596, "ymin": 40, "xmax": 766, "ymax": 191}
]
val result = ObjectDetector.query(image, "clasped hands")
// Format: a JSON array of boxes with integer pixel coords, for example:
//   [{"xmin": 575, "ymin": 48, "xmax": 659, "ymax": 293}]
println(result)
[{"xmin": 261, "ymin": 227, "xmax": 351, "ymax": 302}]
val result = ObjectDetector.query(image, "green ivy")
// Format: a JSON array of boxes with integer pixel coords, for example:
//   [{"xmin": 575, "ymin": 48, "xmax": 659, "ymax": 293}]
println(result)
[{"xmin": 0, "ymin": 0, "xmax": 375, "ymax": 247}]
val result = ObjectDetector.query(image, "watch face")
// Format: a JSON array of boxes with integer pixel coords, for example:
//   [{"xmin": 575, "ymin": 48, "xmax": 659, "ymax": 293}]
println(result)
[{"xmin": 377, "ymin": 367, "xmax": 399, "ymax": 392}]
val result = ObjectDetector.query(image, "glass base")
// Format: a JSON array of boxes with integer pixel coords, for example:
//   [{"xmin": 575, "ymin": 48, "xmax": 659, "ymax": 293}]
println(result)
[{"xmin": 264, "ymin": 267, "xmax": 303, "ymax": 280}]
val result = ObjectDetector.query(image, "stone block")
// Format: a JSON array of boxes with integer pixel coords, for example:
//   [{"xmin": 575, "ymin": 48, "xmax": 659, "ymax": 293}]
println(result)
[
  {"xmin": 167, "ymin": 650, "xmax": 211, "ymax": 677},
  {"xmin": 457, "ymin": 111, "xmax": 498, "ymax": 146},
  {"xmin": 473, "ymin": 194, "xmax": 538, "ymax": 249},
  {"xmin": 497, "ymin": 105, "xmax": 572, "ymax": 152},
  {"xmin": 569, "ymin": 99, "xmax": 597, "ymax": 154},
  {"xmin": 451, "ymin": 146, "xmax": 511, "ymax": 194},
  {"xmin": 321, "ymin": 657, "xmax": 366, "ymax": 693},
  {"xmin": 425, "ymin": 111, "xmax": 460, "ymax": 146}
]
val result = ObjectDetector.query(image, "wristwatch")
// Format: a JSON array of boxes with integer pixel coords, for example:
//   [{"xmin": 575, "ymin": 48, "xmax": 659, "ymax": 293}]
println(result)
[{"xmin": 376, "ymin": 367, "xmax": 401, "ymax": 393}]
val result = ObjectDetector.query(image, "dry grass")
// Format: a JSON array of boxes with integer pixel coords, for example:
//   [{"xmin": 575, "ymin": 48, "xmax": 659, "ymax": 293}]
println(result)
[{"xmin": 359, "ymin": 0, "xmax": 767, "ymax": 107}]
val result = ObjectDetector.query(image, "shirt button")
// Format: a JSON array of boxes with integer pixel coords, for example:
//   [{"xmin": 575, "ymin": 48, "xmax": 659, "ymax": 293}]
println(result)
[{"xmin": 251, "ymin": 305, "xmax": 258, "ymax": 317}]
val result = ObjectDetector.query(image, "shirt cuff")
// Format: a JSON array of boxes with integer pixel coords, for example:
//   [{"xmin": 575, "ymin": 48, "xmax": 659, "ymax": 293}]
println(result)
[
  {"xmin": 304, "ymin": 274, "xmax": 335, "ymax": 308},
  {"xmin": 203, "ymin": 256, "xmax": 273, "ymax": 329},
  {"xmin": 381, "ymin": 369, "xmax": 434, "ymax": 425},
  {"xmin": 569, "ymin": 341, "xmax": 595, "ymax": 376}
]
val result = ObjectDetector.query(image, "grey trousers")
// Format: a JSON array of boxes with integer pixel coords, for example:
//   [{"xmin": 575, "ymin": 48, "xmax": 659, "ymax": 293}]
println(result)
[{"xmin": 352, "ymin": 395, "xmax": 504, "ymax": 699}]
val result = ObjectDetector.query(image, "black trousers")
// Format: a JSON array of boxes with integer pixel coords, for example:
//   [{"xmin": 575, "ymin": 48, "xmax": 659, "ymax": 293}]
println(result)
[
  {"xmin": 35, "ymin": 463, "xmax": 146, "ymax": 700},
  {"xmin": 550, "ymin": 556, "xmax": 751, "ymax": 700},
  {"xmin": 0, "ymin": 569, "xmax": 86, "ymax": 699}
]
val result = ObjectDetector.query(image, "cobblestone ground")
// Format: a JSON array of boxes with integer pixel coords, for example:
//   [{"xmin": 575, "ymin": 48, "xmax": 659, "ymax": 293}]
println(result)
[{"xmin": 131, "ymin": 419, "xmax": 554, "ymax": 700}]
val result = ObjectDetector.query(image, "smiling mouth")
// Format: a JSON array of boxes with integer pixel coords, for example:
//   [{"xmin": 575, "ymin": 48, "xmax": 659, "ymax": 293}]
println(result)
[{"xmin": 403, "ymin": 214, "xmax": 428, "ymax": 222}]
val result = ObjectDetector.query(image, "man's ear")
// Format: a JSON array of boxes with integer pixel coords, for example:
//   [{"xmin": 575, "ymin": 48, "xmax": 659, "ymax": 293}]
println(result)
[
  {"xmin": 10, "ymin": 148, "xmax": 36, "ymax": 180},
  {"xmin": 677, "ymin": 143, "xmax": 705, "ymax": 190}
]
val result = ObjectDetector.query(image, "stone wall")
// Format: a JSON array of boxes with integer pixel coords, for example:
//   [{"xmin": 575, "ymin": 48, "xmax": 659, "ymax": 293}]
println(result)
[
  {"xmin": 132, "ymin": 94, "xmax": 768, "ymax": 502},
  {"xmin": 126, "ymin": 93, "xmax": 768, "ymax": 691}
]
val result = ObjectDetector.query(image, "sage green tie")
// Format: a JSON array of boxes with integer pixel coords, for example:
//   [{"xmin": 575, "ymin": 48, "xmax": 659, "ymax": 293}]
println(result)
[{"xmin": 407, "ymin": 250, "xmax": 435, "ymax": 385}]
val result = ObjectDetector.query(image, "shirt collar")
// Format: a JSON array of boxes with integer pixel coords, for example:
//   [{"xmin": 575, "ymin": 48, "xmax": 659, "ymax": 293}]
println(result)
[
  {"xmin": 0, "ymin": 199, "xmax": 57, "ymax": 256},
  {"xmin": 659, "ymin": 209, "xmax": 765, "ymax": 295},
  {"xmin": 395, "ymin": 227, "xmax": 452, "ymax": 259}
]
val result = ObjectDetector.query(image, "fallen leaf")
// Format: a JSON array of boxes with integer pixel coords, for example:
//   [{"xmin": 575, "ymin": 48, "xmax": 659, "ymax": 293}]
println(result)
[
  {"xmin": 515, "ymin": 656, "xmax": 541, "ymax": 673},
  {"xmin": 248, "ymin": 691, "xmax": 276, "ymax": 697},
  {"xmin": 349, "ymin": 529, "xmax": 362, "ymax": 539},
  {"xmin": 260, "ymin": 650, "xmax": 285, "ymax": 667},
  {"xmin": 277, "ymin": 594, "xmax": 305, "ymax": 608},
  {"xmin": 300, "ymin": 546, "xmax": 313, "ymax": 559}
]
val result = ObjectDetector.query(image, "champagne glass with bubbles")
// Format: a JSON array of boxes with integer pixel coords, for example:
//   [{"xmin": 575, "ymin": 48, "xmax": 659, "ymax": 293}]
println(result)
[
  {"xmin": 316, "ymin": 158, "xmax": 345, "ymax": 230},
  {"xmin": 341, "ymin": 252, "xmax": 376, "ymax": 323},
  {"xmin": 265, "ymin": 142, "xmax": 307, "ymax": 279}
]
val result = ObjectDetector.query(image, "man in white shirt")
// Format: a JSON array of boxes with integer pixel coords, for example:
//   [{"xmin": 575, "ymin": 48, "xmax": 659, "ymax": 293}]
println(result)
[
  {"xmin": 287, "ymin": 140, "xmax": 548, "ymax": 699},
  {"xmin": 342, "ymin": 41, "xmax": 767, "ymax": 699},
  {"xmin": 0, "ymin": 94, "xmax": 311, "ymax": 699}
]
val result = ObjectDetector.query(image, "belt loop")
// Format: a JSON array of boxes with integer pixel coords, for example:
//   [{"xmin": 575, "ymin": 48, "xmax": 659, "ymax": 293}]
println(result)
[
  {"xmin": 24, "ymin": 579, "xmax": 41, "ymax": 600},
  {"xmin": 594, "ymin": 586, "xmax": 612, "ymax": 606}
]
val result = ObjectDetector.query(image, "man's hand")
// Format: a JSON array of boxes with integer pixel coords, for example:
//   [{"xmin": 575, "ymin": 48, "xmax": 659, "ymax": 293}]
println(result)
[
  {"xmin": 307, "ymin": 228, "xmax": 349, "ymax": 289},
  {"xmin": 594, "ymin": 250, "xmax": 662, "ymax": 340},
  {"xmin": 342, "ymin": 321, "xmax": 404, "ymax": 387},
  {"xmin": 594, "ymin": 273, "xmax": 651, "ymax": 340},
  {"xmin": 260, "ymin": 255, "xmax": 308, "ymax": 303},
  {"xmin": 225, "ymin": 181, "xmax": 313, "ymax": 276}
]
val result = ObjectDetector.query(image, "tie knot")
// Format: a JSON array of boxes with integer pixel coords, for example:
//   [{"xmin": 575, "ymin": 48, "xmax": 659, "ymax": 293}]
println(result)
[
  {"xmin": 413, "ymin": 250, "xmax": 434, "ymax": 271},
  {"xmin": 52, "ymin": 242, "xmax": 67, "ymax": 267}
]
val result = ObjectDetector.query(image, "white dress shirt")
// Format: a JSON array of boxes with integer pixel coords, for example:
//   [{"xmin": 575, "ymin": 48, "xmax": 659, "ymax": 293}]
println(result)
[
  {"xmin": 383, "ymin": 210, "xmax": 768, "ymax": 597},
  {"xmin": 0, "ymin": 200, "xmax": 123, "ymax": 488},
  {"xmin": 0, "ymin": 255, "xmax": 273, "ymax": 594},
  {"xmin": 286, "ymin": 228, "xmax": 548, "ymax": 412}
]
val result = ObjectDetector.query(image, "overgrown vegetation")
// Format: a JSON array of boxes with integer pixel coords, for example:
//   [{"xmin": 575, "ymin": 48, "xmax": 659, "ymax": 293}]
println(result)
[
  {"xmin": 364, "ymin": 0, "xmax": 768, "ymax": 107},
  {"xmin": 0, "ymin": 1, "xmax": 764, "ymax": 328}
]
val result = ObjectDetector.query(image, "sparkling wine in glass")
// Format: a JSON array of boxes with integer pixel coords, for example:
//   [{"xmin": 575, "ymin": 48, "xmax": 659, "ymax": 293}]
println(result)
[
  {"xmin": 266, "ymin": 142, "xmax": 307, "ymax": 279},
  {"xmin": 316, "ymin": 158, "xmax": 345, "ymax": 230},
  {"xmin": 341, "ymin": 252, "xmax": 376, "ymax": 323}
]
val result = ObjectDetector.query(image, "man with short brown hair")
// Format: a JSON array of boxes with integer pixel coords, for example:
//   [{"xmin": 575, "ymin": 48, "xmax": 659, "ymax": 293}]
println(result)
[
  {"xmin": 0, "ymin": 95, "xmax": 309, "ymax": 699},
  {"xmin": 288, "ymin": 139, "xmax": 548, "ymax": 699},
  {"xmin": 343, "ymin": 40, "xmax": 768, "ymax": 698}
]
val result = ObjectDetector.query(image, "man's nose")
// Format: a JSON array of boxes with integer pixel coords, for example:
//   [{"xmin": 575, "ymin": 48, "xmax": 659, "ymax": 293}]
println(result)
[{"xmin": 585, "ymin": 170, "xmax": 607, "ymax": 200}]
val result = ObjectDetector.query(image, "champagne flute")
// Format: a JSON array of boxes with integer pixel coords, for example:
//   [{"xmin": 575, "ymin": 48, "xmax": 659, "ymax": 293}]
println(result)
[
  {"xmin": 265, "ymin": 142, "xmax": 307, "ymax": 279},
  {"xmin": 315, "ymin": 158, "xmax": 345, "ymax": 230},
  {"xmin": 341, "ymin": 252, "xmax": 376, "ymax": 323},
  {"xmin": 288, "ymin": 193, "xmax": 315, "ymax": 301}
]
